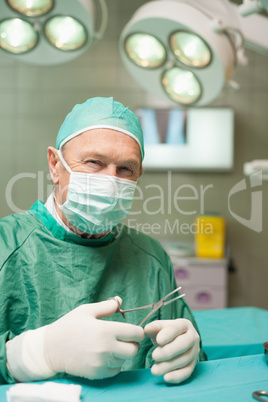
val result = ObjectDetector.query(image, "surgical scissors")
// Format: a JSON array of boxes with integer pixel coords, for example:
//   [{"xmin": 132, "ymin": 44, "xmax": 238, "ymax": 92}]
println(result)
[
  {"xmin": 253, "ymin": 391, "xmax": 268, "ymax": 402},
  {"xmin": 114, "ymin": 286, "xmax": 185, "ymax": 326}
]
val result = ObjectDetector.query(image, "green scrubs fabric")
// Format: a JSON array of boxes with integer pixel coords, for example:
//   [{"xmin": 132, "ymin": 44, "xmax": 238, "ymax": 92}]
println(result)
[{"xmin": 0, "ymin": 201, "xmax": 206, "ymax": 384}]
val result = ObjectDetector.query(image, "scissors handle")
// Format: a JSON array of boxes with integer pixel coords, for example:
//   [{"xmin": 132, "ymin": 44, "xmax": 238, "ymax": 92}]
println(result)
[{"xmin": 253, "ymin": 391, "xmax": 268, "ymax": 402}]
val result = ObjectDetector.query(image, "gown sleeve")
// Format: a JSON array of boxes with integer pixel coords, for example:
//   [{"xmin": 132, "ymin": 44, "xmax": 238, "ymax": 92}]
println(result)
[{"xmin": 0, "ymin": 332, "xmax": 16, "ymax": 384}]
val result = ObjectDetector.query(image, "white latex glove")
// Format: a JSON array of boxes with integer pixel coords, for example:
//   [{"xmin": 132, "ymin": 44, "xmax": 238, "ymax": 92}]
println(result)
[
  {"xmin": 6, "ymin": 298, "xmax": 144, "ymax": 382},
  {"xmin": 144, "ymin": 319, "xmax": 200, "ymax": 384},
  {"xmin": 44, "ymin": 298, "xmax": 144, "ymax": 379}
]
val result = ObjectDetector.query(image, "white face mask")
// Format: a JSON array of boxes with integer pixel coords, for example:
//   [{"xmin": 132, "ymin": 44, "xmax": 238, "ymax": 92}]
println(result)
[{"xmin": 56, "ymin": 150, "xmax": 137, "ymax": 234}]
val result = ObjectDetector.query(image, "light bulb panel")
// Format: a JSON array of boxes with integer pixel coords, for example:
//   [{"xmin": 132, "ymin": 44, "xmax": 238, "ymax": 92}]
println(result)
[
  {"xmin": 169, "ymin": 30, "xmax": 212, "ymax": 69},
  {"xmin": 44, "ymin": 15, "xmax": 88, "ymax": 51},
  {"xmin": 6, "ymin": 0, "xmax": 54, "ymax": 17},
  {"xmin": 119, "ymin": 0, "xmax": 238, "ymax": 106},
  {"xmin": 125, "ymin": 32, "xmax": 167, "ymax": 68},
  {"xmin": 162, "ymin": 67, "xmax": 202, "ymax": 104},
  {"xmin": 0, "ymin": 17, "xmax": 38, "ymax": 54}
]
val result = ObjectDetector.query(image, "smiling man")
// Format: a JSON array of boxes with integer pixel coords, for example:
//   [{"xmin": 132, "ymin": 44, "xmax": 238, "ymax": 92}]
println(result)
[
  {"xmin": 0, "ymin": 97, "xmax": 206, "ymax": 385},
  {"xmin": 49, "ymin": 127, "xmax": 142, "ymax": 238}
]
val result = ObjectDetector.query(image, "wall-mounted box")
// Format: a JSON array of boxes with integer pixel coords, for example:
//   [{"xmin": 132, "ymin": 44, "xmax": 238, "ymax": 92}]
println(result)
[{"xmin": 136, "ymin": 108, "xmax": 234, "ymax": 171}]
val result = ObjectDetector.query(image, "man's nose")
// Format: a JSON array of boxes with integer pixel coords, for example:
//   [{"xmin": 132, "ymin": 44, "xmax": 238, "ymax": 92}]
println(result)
[{"xmin": 102, "ymin": 165, "xmax": 117, "ymax": 177}]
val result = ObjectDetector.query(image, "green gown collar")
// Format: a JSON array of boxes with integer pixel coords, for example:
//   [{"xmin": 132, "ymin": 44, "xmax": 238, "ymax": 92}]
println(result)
[{"xmin": 30, "ymin": 200, "xmax": 114, "ymax": 246}]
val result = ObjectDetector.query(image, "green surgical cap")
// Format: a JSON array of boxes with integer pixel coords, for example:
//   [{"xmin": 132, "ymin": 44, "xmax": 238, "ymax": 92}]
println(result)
[{"xmin": 56, "ymin": 97, "xmax": 144, "ymax": 160}]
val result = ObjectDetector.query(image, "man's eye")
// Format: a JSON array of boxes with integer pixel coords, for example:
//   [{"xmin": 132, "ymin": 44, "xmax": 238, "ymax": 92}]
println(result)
[
  {"xmin": 118, "ymin": 166, "xmax": 136, "ymax": 177},
  {"xmin": 120, "ymin": 166, "xmax": 132, "ymax": 172},
  {"xmin": 84, "ymin": 160, "xmax": 103, "ymax": 170},
  {"xmin": 88, "ymin": 160, "xmax": 100, "ymax": 165}
]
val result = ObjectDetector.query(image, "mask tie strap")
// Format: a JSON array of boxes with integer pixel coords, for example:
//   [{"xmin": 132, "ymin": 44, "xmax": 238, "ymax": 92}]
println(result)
[{"xmin": 57, "ymin": 149, "xmax": 72, "ymax": 174}]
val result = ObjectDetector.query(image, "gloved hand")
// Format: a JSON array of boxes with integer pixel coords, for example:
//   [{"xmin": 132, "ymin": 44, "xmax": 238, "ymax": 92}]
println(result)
[
  {"xmin": 6, "ymin": 298, "xmax": 144, "ymax": 382},
  {"xmin": 144, "ymin": 319, "xmax": 200, "ymax": 384},
  {"xmin": 44, "ymin": 298, "xmax": 144, "ymax": 379}
]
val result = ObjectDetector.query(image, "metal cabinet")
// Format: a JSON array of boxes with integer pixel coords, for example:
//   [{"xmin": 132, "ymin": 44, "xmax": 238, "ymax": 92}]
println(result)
[{"xmin": 170, "ymin": 257, "xmax": 228, "ymax": 310}]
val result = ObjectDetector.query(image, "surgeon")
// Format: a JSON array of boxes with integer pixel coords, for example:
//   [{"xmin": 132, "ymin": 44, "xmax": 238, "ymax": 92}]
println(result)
[{"xmin": 0, "ymin": 97, "xmax": 206, "ymax": 386}]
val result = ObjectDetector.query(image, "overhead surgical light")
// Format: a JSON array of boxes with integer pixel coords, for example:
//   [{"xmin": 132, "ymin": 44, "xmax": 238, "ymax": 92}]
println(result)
[
  {"xmin": 120, "ymin": 0, "xmax": 268, "ymax": 107},
  {"xmin": 0, "ymin": 0, "xmax": 107, "ymax": 65}
]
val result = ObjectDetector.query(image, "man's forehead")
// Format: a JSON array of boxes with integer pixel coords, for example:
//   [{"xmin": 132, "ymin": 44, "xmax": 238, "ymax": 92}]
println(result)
[{"xmin": 63, "ymin": 128, "xmax": 142, "ymax": 162}]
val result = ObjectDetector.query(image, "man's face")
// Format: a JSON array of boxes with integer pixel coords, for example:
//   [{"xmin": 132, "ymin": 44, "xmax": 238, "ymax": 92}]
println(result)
[{"xmin": 50, "ymin": 128, "xmax": 143, "ymax": 206}]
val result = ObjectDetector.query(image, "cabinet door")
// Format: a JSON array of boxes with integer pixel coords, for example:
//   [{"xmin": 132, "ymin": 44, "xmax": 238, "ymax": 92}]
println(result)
[
  {"xmin": 171, "ymin": 258, "xmax": 228, "ymax": 310},
  {"xmin": 172, "ymin": 262, "xmax": 227, "ymax": 287},
  {"xmin": 182, "ymin": 285, "xmax": 227, "ymax": 310}
]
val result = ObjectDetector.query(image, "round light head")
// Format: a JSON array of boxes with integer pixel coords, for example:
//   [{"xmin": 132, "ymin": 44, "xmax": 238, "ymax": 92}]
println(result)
[
  {"xmin": 120, "ymin": 1, "xmax": 238, "ymax": 106},
  {"xmin": 162, "ymin": 67, "xmax": 202, "ymax": 104},
  {"xmin": 0, "ymin": 17, "xmax": 38, "ymax": 53},
  {"xmin": 125, "ymin": 33, "xmax": 166, "ymax": 68},
  {"xmin": 44, "ymin": 15, "xmax": 87, "ymax": 51},
  {"xmin": 7, "ymin": 0, "xmax": 54, "ymax": 17},
  {"xmin": 170, "ymin": 30, "xmax": 212, "ymax": 68},
  {"xmin": 0, "ymin": 0, "xmax": 100, "ymax": 65}
]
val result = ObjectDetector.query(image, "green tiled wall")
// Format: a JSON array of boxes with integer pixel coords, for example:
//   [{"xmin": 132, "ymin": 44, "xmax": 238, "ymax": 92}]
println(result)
[{"xmin": 0, "ymin": 0, "xmax": 268, "ymax": 308}]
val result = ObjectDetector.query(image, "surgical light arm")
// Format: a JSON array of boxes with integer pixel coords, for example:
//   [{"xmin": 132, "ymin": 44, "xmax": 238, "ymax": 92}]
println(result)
[{"xmin": 239, "ymin": 0, "xmax": 268, "ymax": 16}]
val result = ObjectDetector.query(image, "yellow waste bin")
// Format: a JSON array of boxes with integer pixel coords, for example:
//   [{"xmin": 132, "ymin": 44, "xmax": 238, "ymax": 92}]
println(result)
[{"xmin": 195, "ymin": 215, "xmax": 225, "ymax": 258}]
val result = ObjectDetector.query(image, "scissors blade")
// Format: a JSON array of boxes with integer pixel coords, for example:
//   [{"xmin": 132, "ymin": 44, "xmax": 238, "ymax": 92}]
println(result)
[
  {"xmin": 161, "ymin": 286, "xmax": 182, "ymax": 302},
  {"xmin": 119, "ymin": 303, "xmax": 154, "ymax": 314},
  {"xmin": 163, "ymin": 293, "xmax": 186, "ymax": 306},
  {"xmin": 138, "ymin": 293, "xmax": 185, "ymax": 326}
]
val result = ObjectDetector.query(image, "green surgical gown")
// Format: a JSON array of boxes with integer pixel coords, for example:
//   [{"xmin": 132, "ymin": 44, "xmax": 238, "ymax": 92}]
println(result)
[{"xmin": 0, "ymin": 201, "xmax": 206, "ymax": 384}]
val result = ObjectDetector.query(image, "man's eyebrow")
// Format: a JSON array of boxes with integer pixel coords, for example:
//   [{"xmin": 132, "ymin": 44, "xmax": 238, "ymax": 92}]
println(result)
[
  {"xmin": 80, "ymin": 152, "xmax": 107, "ymax": 160},
  {"xmin": 80, "ymin": 152, "xmax": 140, "ymax": 166}
]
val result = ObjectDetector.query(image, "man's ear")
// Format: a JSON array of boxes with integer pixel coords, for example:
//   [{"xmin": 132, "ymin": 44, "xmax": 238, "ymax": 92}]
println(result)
[{"xmin": 47, "ymin": 147, "xmax": 60, "ymax": 184}]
